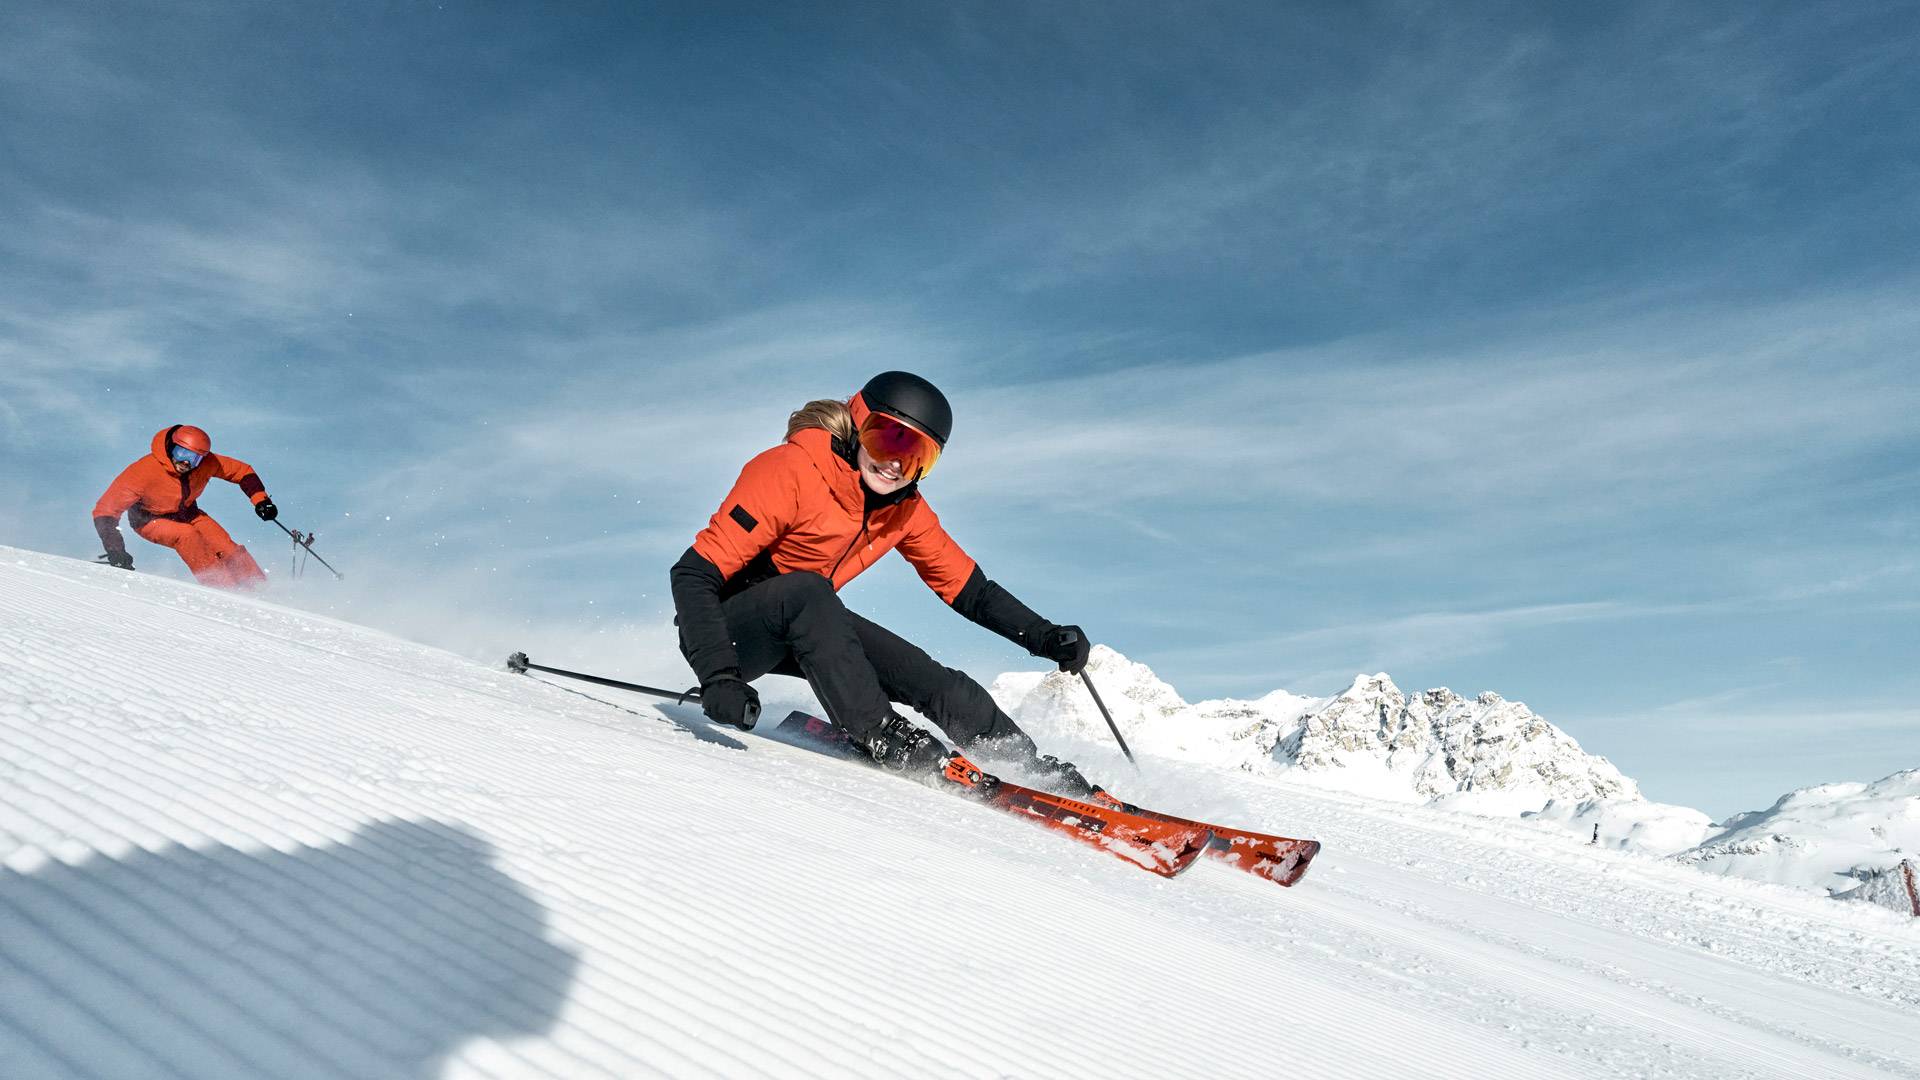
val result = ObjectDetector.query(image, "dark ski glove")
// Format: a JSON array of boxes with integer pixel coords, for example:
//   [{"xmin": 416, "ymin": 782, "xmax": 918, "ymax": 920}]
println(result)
[
  {"xmin": 255, "ymin": 498, "xmax": 278, "ymax": 522},
  {"xmin": 1037, "ymin": 624, "xmax": 1091, "ymax": 674},
  {"xmin": 102, "ymin": 550, "xmax": 134, "ymax": 570},
  {"xmin": 699, "ymin": 672, "xmax": 761, "ymax": 731}
]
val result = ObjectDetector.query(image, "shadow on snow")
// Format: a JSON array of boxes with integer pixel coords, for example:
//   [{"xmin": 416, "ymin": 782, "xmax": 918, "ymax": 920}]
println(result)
[{"xmin": 0, "ymin": 818, "xmax": 577, "ymax": 1079}]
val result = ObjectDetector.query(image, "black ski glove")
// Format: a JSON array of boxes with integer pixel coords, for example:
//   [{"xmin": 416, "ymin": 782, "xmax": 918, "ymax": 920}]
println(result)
[
  {"xmin": 255, "ymin": 498, "xmax": 278, "ymax": 522},
  {"xmin": 103, "ymin": 550, "xmax": 134, "ymax": 570},
  {"xmin": 699, "ymin": 672, "xmax": 761, "ymax": 731},
  {"xmin": 1037, "ymin": 624, "xmax": 1091, "ymax": 674}
]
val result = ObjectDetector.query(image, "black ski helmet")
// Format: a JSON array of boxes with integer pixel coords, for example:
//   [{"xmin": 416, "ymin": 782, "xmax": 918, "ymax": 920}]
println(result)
[{"xmin": 859, "ymin": 371, "xmax": 952, "ymax": 447}]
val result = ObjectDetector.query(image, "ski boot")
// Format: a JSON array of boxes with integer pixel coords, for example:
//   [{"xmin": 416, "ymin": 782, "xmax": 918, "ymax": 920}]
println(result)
[{"xmin": 861, "ymin": 715, "xmax": 950, "ymax": 777}]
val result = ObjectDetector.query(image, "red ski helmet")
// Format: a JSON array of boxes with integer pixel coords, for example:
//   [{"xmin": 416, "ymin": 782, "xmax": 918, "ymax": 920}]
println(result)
[{"xmin": 170, "ymin": 425, "xmax": 212, "ymax": 456}]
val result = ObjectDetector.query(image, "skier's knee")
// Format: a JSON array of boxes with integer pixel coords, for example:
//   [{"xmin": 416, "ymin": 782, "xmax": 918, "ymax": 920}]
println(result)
[
  {"xmin": 765, "ymin": 571, "xmax": 842, "ymax": 616},
  {"xmin": 760, "ymin": 573, "xmax": 856, "ymax": 642}
]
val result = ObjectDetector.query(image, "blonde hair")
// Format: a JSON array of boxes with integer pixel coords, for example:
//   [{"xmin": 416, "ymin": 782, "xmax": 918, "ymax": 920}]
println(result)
[{"xmin": 787, "ymin": 398, "xmax": 856, "ymax": 445}]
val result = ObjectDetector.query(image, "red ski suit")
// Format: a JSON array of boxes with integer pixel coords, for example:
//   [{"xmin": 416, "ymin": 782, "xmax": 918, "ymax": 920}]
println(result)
[{"xmin": 92, "ymin": 428, "xmax": 271, "ymax": 589}]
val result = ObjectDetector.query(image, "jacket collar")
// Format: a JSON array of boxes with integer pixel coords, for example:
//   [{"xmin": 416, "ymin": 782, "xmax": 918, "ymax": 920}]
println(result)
[
  {"xmin": 789, "ymin": 427, "xmax": 918, "ymax": 515},
  {"xmin": 791, "ymin": 428, "xmax": 865, "ymax": 515}
]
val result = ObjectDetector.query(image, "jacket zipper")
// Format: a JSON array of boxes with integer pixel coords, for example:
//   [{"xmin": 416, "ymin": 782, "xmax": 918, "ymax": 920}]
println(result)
[{"xmin": 829, "ymin": 512, "xmax": 870, "ymax": 582}]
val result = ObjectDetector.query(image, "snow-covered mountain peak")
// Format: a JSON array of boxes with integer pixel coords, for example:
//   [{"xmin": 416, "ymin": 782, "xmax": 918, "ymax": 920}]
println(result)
[
  {"xmin": 989, "ymin": 645, "xmax": 1317, "ymax": 770},
  {"xmin": 1274, "ymin": 670, "xmax": 1640, "ymax": 809},
  {"xmin": 1351, "ymin": 671, "xmax": 1401, "ymax": 694},
  {"xmin": 1080, "ymin": 643, "xmax": 1190, "ymax": 714},
  {"xmin": 986, "ymin": 644, "xmax": 1189, "ymax": 746},
  {"xmin": 995, "ymin": 653, "xmax": 1637, "ymax": 812},
  {"xmin": 1675, "ymin": 768, "xmax": 1920, "ymax": 896}
]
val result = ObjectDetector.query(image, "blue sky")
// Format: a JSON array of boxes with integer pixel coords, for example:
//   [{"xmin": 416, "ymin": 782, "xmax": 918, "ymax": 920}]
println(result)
[{"xmin": 3, "ymin": 1, "xmax": 1915, "ymax": 818}]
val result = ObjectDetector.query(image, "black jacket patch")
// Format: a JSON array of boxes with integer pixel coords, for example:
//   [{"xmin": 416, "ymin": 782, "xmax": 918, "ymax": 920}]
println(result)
[{"xmin": 729, "ymin": 504, "xmax": 759, "ymax": 533}]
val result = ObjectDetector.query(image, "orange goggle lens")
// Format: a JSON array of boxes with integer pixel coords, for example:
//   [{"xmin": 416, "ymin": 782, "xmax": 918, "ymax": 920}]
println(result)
[{"xmin": 858, "ymin": 412, "xmax": 941, "ymax": 480}]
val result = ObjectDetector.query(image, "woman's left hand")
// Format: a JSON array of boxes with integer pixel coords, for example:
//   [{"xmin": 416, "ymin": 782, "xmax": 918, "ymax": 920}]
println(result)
[{"xmin": 1038, "ymin": 624, "xmax": 1092, "ymax": 675}]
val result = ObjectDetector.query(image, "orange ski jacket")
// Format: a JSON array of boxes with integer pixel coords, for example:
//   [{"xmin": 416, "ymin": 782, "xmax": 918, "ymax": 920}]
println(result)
[
  {"xmin": 674, "ymin": 417, "xmax": 1061, "ymax": 686},
  {"xmin": 93, "ymin": 427, "xmax": 269, "ymax": 553},
  {"xmin": 692, "ymin": 426, "xmax": 977, "ymax": 601}
]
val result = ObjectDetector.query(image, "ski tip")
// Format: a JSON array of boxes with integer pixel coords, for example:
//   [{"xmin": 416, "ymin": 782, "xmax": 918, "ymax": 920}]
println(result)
[
  {"xmin": 1209, "ymin": 832, "xmax": 1323, "ymax": 886},
  {"xmin": 1265, "ymin": 838, "xmax": 1322, "ymax": 887},
  {"xmin": 1287, "ymin": 839, "xmax": 1323, "ymax": 886}
]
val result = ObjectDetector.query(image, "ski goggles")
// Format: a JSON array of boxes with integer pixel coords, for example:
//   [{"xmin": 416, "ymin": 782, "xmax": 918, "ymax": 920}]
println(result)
[
  {"xmin": 858, "ymin": 412, "xmax": 941, "ymax": 480},
  {"xmin": 170, "ymin": 445, "xmax": 205, "ymax": 469}
]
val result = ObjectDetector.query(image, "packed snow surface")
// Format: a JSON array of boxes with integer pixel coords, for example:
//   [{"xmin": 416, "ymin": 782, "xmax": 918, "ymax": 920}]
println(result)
[
  {"xmin": 4, "ymin": 546, "xmax": 1920, "ymax": 1079},
  {"xmin": 1524, "ymin": 796, "xmax": 1717, "ymax": 857}
]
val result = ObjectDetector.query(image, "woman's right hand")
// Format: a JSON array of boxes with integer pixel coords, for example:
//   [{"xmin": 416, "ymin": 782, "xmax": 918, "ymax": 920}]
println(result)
[{"xmin": 700, "ymin": 673, "xmax": 761, "ymax": 731}]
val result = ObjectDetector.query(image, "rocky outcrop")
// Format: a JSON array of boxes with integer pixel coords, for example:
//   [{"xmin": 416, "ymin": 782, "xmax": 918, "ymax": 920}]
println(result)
[{"xmin": 1276, "ymin": 673, "xmax": 1639, "ymax": 805}]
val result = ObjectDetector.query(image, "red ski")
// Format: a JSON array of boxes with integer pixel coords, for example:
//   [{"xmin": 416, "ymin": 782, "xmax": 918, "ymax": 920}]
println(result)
[
  {"xmin": 939, "ymin": 752, "xmax": 1210, "ymax": 878},
  {"xmin": 776, "ymin": 712, "xmax": 1207, "ymax": 878},
  {"xmin": 1089, "ymin": 791, "xmax": 1320, "ymax": 887}
]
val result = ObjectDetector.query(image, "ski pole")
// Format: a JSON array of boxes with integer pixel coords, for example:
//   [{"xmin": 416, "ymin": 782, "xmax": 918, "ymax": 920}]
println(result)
[
  {"xmin": 503, "ymin": 653, "xmax": 757, "ymax": 725},
  {"xmin": 273, "ymin": 519, "xmax": 344, "ymax": 579},
  {"xmin": 1079, "ymin": 671, "xmax": 1138, "ymax": 767},
  {"xmin": 1057, "ymin": 630, "xmax": 1136, "ymax": 767}
]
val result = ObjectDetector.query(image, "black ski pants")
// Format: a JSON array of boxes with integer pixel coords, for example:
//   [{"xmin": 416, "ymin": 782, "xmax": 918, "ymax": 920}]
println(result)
[{"xmin": 702, "ymin": 572, "xmax": 1031, "ymax": 752}]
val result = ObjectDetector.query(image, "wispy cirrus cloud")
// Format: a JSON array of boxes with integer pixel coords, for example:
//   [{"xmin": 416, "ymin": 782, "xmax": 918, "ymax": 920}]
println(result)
[
  {"xmin": 960, "ymin": 5, "xmax": 1920, "ymax": 308},
  {"xmin": 938, "ymin": 285, "xmax": 1920, "ymax": 518},
  {"xmin": 1230, "ymin": 601, "xmax": 1630, "ymax": 693}
]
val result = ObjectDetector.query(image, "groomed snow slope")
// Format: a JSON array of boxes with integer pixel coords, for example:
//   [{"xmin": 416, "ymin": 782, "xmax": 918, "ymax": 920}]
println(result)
[{"xmin": 3, "ymin": 547, "xmax": 1918, "ymax": 1080}]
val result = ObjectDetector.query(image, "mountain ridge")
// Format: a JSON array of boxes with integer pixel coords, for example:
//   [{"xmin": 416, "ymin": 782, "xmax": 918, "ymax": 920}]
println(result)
[{"xmin": 991, "ymin": 645, "xmax": 1917, "ymax": 909}]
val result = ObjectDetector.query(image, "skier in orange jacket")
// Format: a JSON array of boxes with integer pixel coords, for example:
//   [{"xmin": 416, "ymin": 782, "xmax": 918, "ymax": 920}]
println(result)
[
  {"xmin": 671, "ymin": 372, "xmax": 1096, "ymax": 792},
  {"xmin": 92, "ymin": 425, "xmax": 278, "ymax": 589}
]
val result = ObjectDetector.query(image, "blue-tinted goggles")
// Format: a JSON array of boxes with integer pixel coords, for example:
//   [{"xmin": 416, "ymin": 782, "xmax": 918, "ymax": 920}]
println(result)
[{"xmin": 170, "ymin": 445, "xmax": 205, "ymax": 468}]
